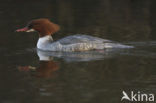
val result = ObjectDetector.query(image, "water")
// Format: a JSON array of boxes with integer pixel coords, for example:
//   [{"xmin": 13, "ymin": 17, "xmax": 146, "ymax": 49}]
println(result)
[{"xmin": 0, "ymin": 0, "xmax": 156, "ymax": 103}]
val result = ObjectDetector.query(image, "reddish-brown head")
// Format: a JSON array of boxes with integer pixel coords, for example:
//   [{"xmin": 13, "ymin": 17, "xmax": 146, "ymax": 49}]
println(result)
[{"xmin": 16, "ymin": 18, "xmax": 60, "ymax": 37}]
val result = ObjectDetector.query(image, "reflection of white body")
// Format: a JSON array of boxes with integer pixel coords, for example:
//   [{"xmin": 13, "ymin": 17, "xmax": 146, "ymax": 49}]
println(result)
[
  {"xmin": 37, "ymin": 34, "xmax": 133, "ymax": 52},
  {"xmin": 37, "ymin": 50, "xmax": 53, "ymax": 61},
  {"xmin": 37, "ymin": 48, "xmax": 127, "ymax": 62}
]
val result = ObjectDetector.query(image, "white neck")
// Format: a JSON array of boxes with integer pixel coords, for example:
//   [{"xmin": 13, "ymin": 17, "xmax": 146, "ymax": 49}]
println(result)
[{"xmin": 37, "ymin": 35, "xmax": 53, "ymax": 49}]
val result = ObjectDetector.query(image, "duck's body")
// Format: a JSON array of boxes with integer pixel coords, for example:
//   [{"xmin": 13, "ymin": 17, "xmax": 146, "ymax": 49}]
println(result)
[
  {"xmin": 16, "ymin": 18, "xmax": 133, "ymax": 52},
  {"xmin": 37, "ymin": 34, "xmax": 133, "ymax": 52}
]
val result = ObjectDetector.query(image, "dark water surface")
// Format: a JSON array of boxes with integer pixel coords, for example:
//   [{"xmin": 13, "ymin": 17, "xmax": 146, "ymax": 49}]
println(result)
[{"xmin": 0, "ymin": 0, "xmax": 156, "ymax": 103}]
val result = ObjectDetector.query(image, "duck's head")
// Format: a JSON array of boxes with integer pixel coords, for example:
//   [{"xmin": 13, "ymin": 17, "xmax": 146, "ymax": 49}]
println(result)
[{"xmin": 16, "ymin": 18, "xmax": 60, "ymax": 37}]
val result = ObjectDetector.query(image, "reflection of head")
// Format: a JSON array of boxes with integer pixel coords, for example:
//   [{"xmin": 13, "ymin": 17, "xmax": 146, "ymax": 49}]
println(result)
[
  {"xmin": 36, "ymin": 50, "xmax": 59, "ymax": 78},
  {"xmin": 36, "ymin": 61, "xmax": 59, "ymax": 78},
  {"xmin": 18, "ymin": 60, "xmax": 59, "ymax": 78},
  {"xmin": 18, "ymin": 50, "xmax": 60, "ymax": 78}
]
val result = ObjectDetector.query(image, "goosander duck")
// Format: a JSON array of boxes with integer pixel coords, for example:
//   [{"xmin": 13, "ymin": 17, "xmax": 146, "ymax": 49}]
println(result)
[{"xmin": 16, "ymin": 18, "xmax": 133, "ymax": 52}]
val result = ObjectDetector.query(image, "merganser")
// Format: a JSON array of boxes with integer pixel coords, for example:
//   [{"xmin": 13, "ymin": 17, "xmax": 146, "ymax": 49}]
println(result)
[{"xmin": 16, "ymin": 18, "xmax": 133, "ymax": 51}]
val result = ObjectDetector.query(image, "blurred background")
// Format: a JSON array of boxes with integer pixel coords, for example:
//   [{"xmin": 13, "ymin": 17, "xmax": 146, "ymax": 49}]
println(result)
[
  {"xmin": 1, "ymin": 0, "xmax": 156, "ymax": 45},
  {"xmin": 0, "ymin": 0, "xmax": 156, "ymax": 103}
]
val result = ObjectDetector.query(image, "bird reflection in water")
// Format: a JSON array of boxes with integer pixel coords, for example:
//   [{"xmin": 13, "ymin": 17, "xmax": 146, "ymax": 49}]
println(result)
[
  {"xmin": 18, "ymin": 47, "xmax": 131, "ymax": 78},
  {"xmin": 18, "ymin": 50, "xmax": 59, "ymax": 78}
]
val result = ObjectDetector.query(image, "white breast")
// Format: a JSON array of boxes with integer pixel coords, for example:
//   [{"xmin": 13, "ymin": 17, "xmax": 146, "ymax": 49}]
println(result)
[{"xmin": 37, "ymin": 35, "xmax": 53, "ymax": 50}]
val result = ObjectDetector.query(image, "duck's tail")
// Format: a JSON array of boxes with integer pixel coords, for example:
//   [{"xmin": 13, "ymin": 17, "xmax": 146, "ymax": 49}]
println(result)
[{"xmin": 96, "ymin": 43, "xmax": 134, "ymax": 49}]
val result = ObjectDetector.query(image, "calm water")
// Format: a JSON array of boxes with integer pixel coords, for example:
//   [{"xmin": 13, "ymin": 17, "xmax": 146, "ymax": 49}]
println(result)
[{"xmin": 0, "ymin": 0, "xmax": 156, "ymax": 103}]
